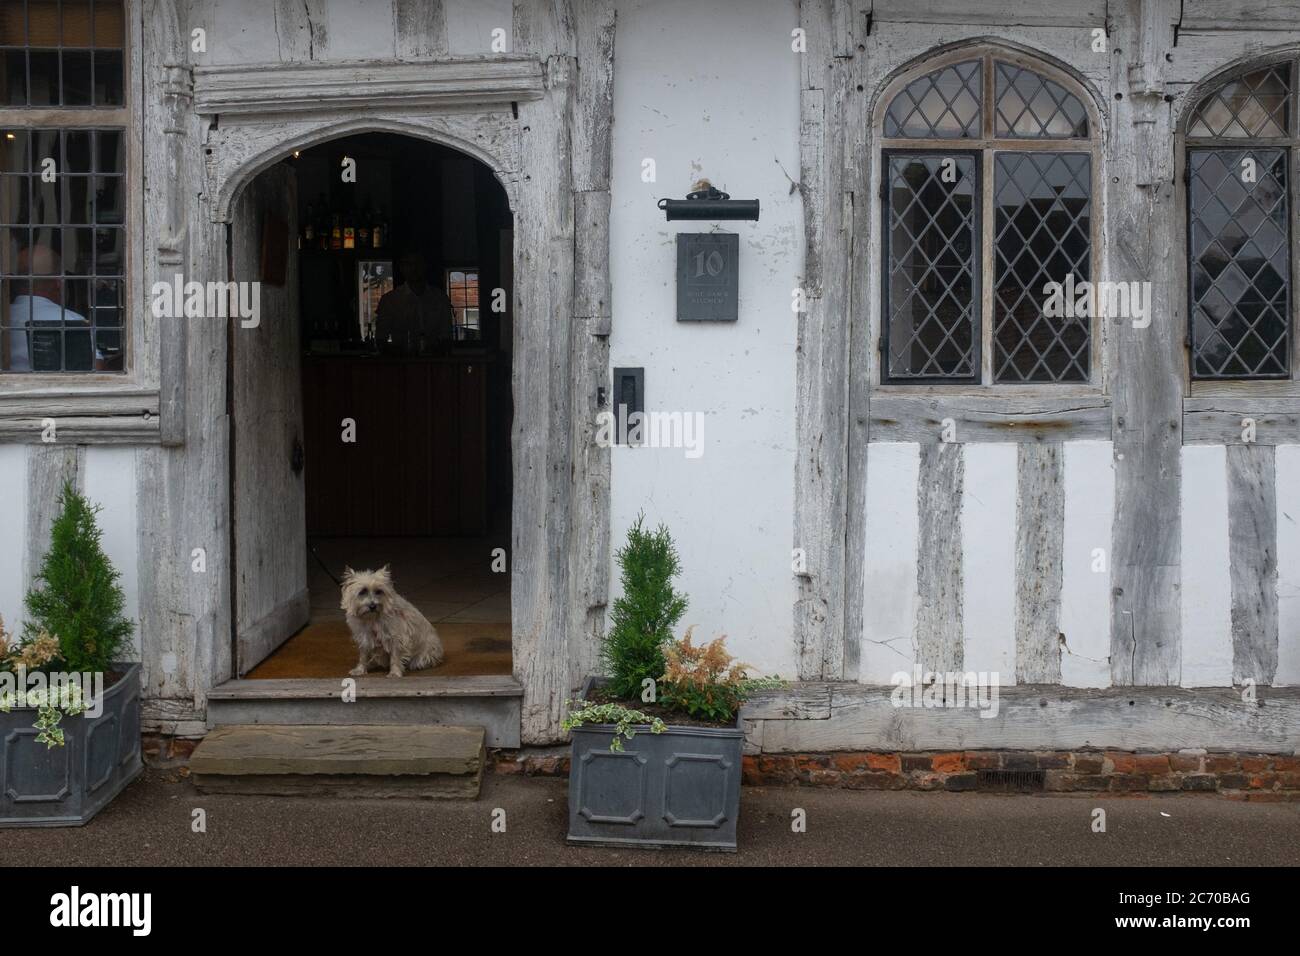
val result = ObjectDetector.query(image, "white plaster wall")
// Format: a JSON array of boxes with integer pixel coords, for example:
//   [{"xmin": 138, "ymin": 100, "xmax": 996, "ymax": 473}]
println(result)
[
  {"xmin": 82, "ymin": 448, "xmax": 142, "ymax": 659},
  {"xmin": 191, "ymin": 0, "xmax": 517, "ymax": 65},
  {"xmin": 608, "ymin": 0, "xmax": 801, "ymax": 677},
  {"xmin": 960, "ymin": 443, "xmax": 1017, "ymax": 683},
  {"xmin": 1274, "ymin": 444, "xmax": 1300, "ymax": 686},
  {"xmin": 860, "ymin": 442, "xmax": 920, "ymax": 684},
  {"xmin": 445, "ymin": 0, "xmax": 515, "ymax": 55},
  {"xmin": 0, "ymin": 445, "xmax": 27, "ymax": 637},
  {"xmin": 1059, "ymin": 441, "xmax": 1114, "ymax": 687}
]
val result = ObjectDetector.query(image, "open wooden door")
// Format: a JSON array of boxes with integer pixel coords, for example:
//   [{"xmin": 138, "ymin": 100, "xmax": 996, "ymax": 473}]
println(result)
[{"xmin": 230, "ymin": 164, "xmax": 308, "ymax": 676}]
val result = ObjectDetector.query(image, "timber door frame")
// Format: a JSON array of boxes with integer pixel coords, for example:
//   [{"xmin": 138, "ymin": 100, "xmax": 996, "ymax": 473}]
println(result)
[{"xmin": 165, "ymin": 10, "xmax": 617, "ymax": 744}]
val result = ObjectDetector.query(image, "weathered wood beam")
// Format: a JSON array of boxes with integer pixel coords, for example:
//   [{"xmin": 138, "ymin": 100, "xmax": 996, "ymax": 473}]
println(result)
[
  {"xmin": 393, "ymin": 0, "xmax": 447, "ymax": 60},
  {"xmin": 1015, "ymin": 443, "xmax": 1064, "ymax": 683},
  {"xmin": 914, "ymin": 443, "xmax": 964, "ymax": 673},
  {"xmin": 512, "ymin": 0, "xmax": 578, "ymax": 744},
  {"xmin": 1227, "ymin": 444, "xmax": 1280, "ymax": 686},
  {"xmin": 566, "ymin": 0, "xmax": 616, "ymax": 699},
  {"xmin": 869, "ymin": 394, "xmax": 1112, "ymax": 443},
  {"xmin": 24, "ymin": 444, "xmax": 84, "ymax": 596},
  {"xmin": 793, "ymin": 0, "xmax": 857, "ymax": 680},
  {"xmin": 1108, "ymin": 0, "xmax": 1183, "ymax": 687},
  {"xmin": 744, "ymin": 683, "xmax": 1300, "ymax": 754},
  {"xmin": 1184, "ymin": 399, "xmax": 1300, "ymax": 444}
]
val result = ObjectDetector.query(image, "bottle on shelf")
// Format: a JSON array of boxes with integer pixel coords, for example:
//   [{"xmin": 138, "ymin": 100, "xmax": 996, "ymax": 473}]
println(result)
[
  {"xmin": 343, "ymin": 205, "xmax": 356, "ymax": 251},
  {"xmin": 358, "ymin": 196, "xmax": 372, "ymax": 249},
  {"xmin": 330, "ymin": 210, "xmax": 342, "ymax": 251},
  {"xmin": 316, "ymin": 194, "xmax": 329, "ymax": 251},
  {"xmin": 303, "ymin": 203, "xmax": 314, "ymax": 246},
  {"xmin": 372, "ymin": 206, "xmax": 386, "ymax": 249}
]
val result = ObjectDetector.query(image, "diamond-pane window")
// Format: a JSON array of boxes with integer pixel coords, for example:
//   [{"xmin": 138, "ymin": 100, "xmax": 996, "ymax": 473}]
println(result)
[
  {"xmin": 1187, "ymin": 148, "xmax": 1290, "ymax": 379},
  {"xmin": 993, "ymin": 153, "xmax": 1092, "ymax": 382},
  {"xmin": 1188, "ymin": 66, "xmax": 1291, "ymax": 139},
  {"xmin": 884, "ymin": 61, "xmax": 982, "ymax": 139},
  {"xmin": 884, "ymin": 154, "xmax": 980, "ymax": 380},
  {"xmin": 994, "ymin": 62, "xmax": 1089, "ymax": 138}
]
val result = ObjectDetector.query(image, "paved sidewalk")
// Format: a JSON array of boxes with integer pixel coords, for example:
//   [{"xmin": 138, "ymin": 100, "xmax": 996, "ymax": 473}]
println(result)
[{"xmin": 1, "ymin": 770, "xmax": 1296, "ymax": 866}]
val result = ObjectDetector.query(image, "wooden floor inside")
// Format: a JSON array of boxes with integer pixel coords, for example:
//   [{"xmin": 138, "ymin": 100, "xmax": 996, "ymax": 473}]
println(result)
[{"xmin": 248, "ymin": 536, "xmax": 511, "ymax": 679}]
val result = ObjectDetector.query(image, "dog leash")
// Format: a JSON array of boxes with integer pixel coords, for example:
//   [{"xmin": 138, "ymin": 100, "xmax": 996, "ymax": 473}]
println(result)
[{"xmin": 308, "ymin": 544, "xmax": 343, "ymax": 588}]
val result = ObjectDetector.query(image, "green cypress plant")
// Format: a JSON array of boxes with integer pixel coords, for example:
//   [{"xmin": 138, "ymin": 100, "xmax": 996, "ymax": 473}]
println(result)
[
  {"xmin": 601, "ymin": 514, "xmax": 688, "ymax": 699},
  {"xmin": 23, "ymin": 481, "xmax": 133, "ymax": 674}
]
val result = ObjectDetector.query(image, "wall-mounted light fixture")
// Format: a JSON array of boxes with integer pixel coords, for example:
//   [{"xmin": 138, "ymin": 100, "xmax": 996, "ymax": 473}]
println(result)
[{"xmin": 658, "ymin": 182, "xmax": 759, "ymax": 221}]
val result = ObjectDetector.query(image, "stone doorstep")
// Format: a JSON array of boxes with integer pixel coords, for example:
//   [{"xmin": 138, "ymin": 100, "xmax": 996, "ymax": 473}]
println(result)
[{"xmin": 189, "ymin": 724, "xmax": 486, "ymax": 798}]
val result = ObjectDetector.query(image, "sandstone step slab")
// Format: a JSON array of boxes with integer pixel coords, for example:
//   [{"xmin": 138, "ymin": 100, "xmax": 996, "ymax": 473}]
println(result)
[{"xmin": 190, "ymin": 724, "xmax": 485, "ymax": 799}]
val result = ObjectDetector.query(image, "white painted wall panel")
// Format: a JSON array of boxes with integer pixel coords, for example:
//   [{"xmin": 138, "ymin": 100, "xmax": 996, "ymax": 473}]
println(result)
[
  {"xmin": 1275, "ymin": 444, "xmax": 1300, "ymax": 686},
  {"xmin": 960, "ymin": 443, "xmax": 1016, "ymax": 683},
  {"xmin": 608, "ymin": 0, "xmax": 800, "ymax": 677},
  {"xmin": 322, "ymin": 0, "xmax": 397, "ymax": 60},
  {"xmin": 1060, "ymin": 441, "xmax": 1114, "ymax": 687},
  {"xmin": 82, "ymin": 447, "xmax": 141, "ymax": 659},
  {"xmin": 0, "ymin": 445, "xmax": 27, "ymax": 637},
  {"xmin": 860, "ymin": 442, "xmax": 920, "ymax": 684},
  {"xmin": 445, "ymin": 0, "xmax": 514, "ymax": 55},
  {"xmin": 1180, "ymin": 444, "xmax": 1233, "ymax": 687}
]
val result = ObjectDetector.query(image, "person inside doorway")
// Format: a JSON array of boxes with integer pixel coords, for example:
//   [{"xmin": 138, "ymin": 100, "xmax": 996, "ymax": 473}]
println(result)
[
  {"xmin": 375, "ymin": 250, "xmax": 454, "ymax": 355},
  {"xmin": 5, "ymin": 244, "xmax": 92, "ymax": 372}
]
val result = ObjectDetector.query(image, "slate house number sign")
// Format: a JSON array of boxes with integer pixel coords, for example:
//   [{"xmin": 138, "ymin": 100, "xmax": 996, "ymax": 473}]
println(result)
[{"xmin": 676, "ymin": 232, "xmax": 739, "ymax": 322}]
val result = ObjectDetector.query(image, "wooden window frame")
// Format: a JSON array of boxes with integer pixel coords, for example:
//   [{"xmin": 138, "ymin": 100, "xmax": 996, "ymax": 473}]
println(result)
[
  {"xmin": 0, "ymin": 0, "xmax": 151, "ymax": 443},
  {"xmin": 870, "ymin": 46, "xmax": 1106, "ymax": 399}
]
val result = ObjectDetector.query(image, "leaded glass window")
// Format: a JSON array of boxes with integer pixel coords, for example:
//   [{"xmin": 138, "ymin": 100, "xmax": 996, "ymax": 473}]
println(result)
[
  {"xmin": 885, "ymin": 153, "xmax": 979, "ymax": 379},
  {"xmin": 879, "ymin": 52, "xmax": 1096, "ymax": 384},
  {"xmin": 0, "ymin": 0, "xmax": 128, "ymax": 375},
  {"xmin": 1186, "ymin": 62, "xmax": 1297, "ymax": 381}
]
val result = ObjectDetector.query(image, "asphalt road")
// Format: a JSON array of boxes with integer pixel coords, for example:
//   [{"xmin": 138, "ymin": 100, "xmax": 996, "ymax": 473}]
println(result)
[{"xmin": 1, "ymin": 770, "xmax": 1296, "ymax": 866}]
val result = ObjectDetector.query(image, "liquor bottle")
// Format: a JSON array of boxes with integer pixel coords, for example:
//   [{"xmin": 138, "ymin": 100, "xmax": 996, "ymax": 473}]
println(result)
[
  {"xmin": 330, "ymin": 210, "xmax": 342, "ymax": 251},
  {"xmin": 372, "ymin": 207, "xmax": 386, "ymax": 249},
  {"xmin": 358, "ymin": 197, "xmax": 371, "ymax": 249},
  {"xmin": 303, "ymin": 204, "xmax": 315, "ymax": 245},
  {"xmin": 316, "ymin": 194, "xmax": 329, "ymax": 250},
  {"xmin": 342, "ymin": 203, "xmax": 356, "ymax": 251}
]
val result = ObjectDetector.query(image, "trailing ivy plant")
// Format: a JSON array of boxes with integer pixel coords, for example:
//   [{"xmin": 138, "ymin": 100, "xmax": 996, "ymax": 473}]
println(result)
[
  {"xmin": 0, "ymin": 617, "xmax": 89, "ymax": 748},
  {"xmin": 601, "ymin": 514, "xmax": 688, "ymax": 700},
  {"xmin": 561, "ymin": 699, "xmax": 667, "ymax": 752}
]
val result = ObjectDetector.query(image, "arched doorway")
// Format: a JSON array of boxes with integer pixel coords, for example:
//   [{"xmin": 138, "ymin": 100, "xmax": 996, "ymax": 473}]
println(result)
[{"xmin": 226, "ymin": 131, "xmax": 514, "ymax": 681}]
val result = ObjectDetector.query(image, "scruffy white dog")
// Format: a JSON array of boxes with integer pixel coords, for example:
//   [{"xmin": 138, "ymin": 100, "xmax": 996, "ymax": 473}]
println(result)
[{"xmin": 341, "ymin": 566, "xmax": 444, "ymax": 678}]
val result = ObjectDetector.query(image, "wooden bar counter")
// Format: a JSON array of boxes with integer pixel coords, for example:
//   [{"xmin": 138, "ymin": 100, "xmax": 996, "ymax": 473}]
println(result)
[{"xmin": 302, "ymin": 354, "xmax": 489, "ymax": 536}]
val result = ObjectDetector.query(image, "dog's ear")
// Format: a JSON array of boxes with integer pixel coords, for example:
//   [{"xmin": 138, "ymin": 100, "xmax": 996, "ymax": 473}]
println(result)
[
  {"xmin": 341, "ymin": 566, "xmax": 355, "ymax": 583},
  {"xmin": 378, "ymin": 563, "xmax": 392, "ymax": 581}
]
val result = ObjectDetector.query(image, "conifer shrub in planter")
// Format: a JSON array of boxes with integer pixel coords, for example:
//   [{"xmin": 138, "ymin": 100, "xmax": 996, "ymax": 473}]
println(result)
[
  {"xmin": 565, "ymin": 516, "xmax": 782, "ymax": 851},
  {"xmin": 0, "ymin": 482, "xmax": 142, "ymax": 827}
]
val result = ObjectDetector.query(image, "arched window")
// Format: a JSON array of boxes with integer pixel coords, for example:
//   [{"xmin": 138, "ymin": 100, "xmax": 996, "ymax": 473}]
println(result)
[
  {"xmin": 1186, "ymin": 62, "xmax": 1293, "ymax": 380},
  {"xmin": 878, "ymin": 50, "xmax": 1096, "ymax": 384}
]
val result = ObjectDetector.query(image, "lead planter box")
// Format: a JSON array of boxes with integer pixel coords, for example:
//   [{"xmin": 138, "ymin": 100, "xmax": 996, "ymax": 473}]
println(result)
[
  {"xmin": 0, "ymin": 662, "xmax": 143, "ymax": 827},
  {"xmin": 566, "ymin": 677, "xmax": 744, "ymax": 851}
]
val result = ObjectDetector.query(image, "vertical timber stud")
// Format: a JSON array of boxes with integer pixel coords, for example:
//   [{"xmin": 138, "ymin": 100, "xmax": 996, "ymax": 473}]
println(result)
[
  {"xmin": 1109, "ymin": 0, "xmax": 1182, "ymax": 686},
  {"xmin": 567, "ymin": 0, "xmax": 616, "ymax": 696},
  {"xmin": 1226, "ymin": 444, "xmax": 1279, "ymax": 686},
  {"xmin": 513, "ymin": 0, "xmax": 579, "ymax": 744},
  {"xmin": 915, "ymin": 443, "xmax": 964, "ymax": 674},
  {"xmin": 1015, "ymin": 443, "xmax": 1065, "ymax": 684},
  {"xmin": 393, "ymin": 0, "xmax": 447, "ymax": 61},
  {"xmin": 793, "ymin": 0, "xmax": 857, "ymax": 680},
  {"xmin": 24, "ymin": 446, "xmax": 84, "ymax": 595},
  {"xmin": 841, "ymin": 0, "xmax": 873, "ymax": 681},
  {"xmin": 138, "ymin": 0, "xmax": 229, "ymax": 727}
]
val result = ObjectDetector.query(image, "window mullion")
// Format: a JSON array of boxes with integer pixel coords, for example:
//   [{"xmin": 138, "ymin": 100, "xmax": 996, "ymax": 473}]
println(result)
[{"xmin": 982, "ymin": 145, "xmax": 994, "ymax": 384}]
